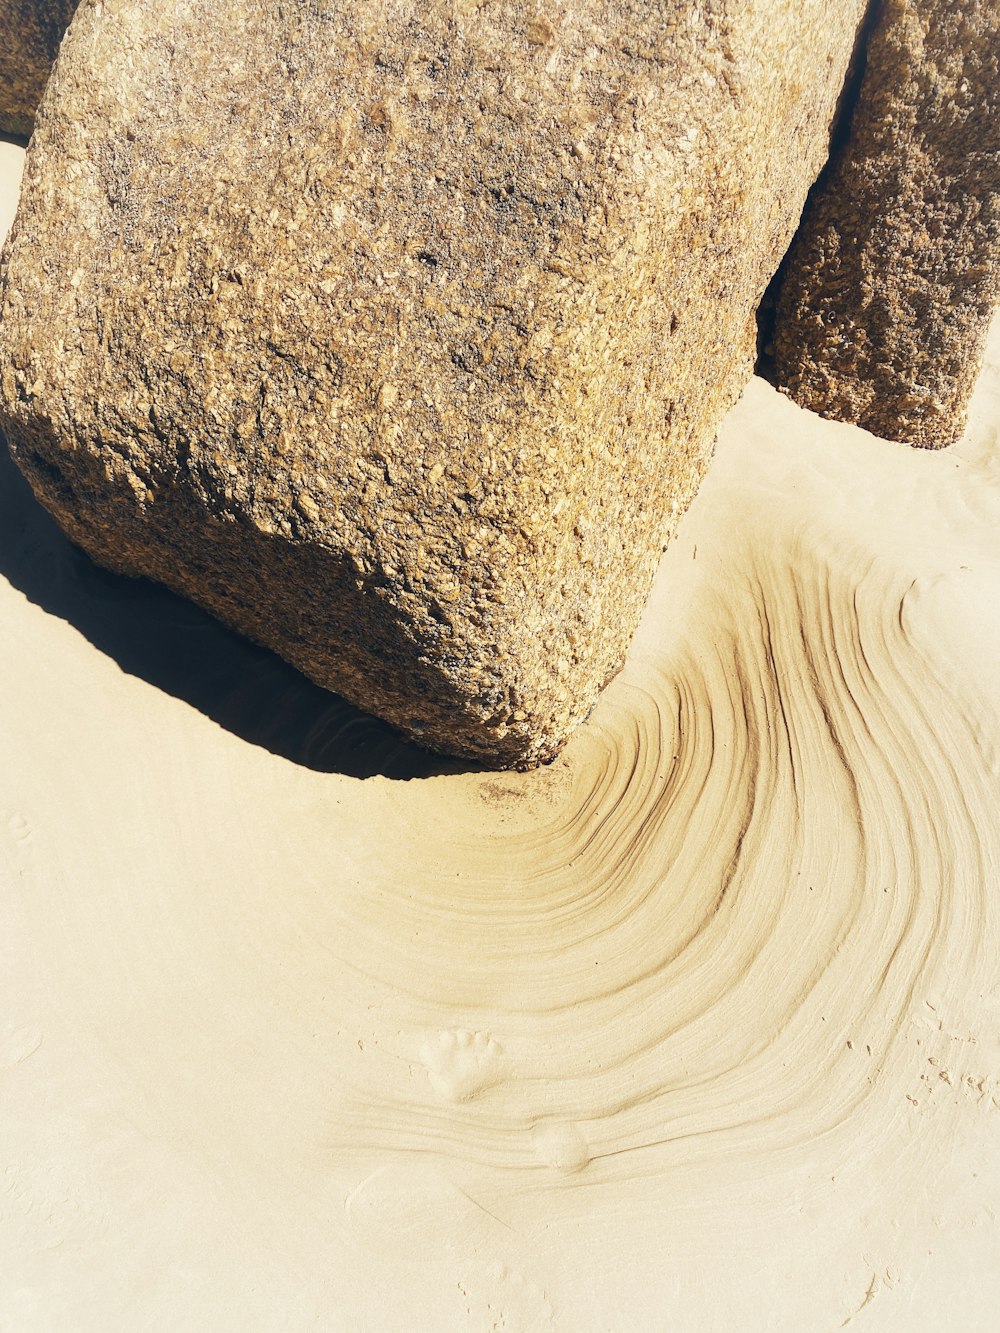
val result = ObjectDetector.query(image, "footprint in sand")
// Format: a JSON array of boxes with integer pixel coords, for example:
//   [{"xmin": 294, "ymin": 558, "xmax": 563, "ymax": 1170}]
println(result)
[
  {"xmin": 530, "ymin": 1120, "xmax": 591, "ymax": 1175},
  {"xmin": 0, "ymin": 1023, "xmax": 43, "ymax": 1069},
  {"xmin": 421, "ymin": 1029, "xmax": 504, "ymax": 1102},
  {"xmin": 5, "ymin": 811, "xmax": 33, "ymax": 853},
  {"xmin": 466, "ymin": 1262, "xmax": 555, "ymax": 1332}
]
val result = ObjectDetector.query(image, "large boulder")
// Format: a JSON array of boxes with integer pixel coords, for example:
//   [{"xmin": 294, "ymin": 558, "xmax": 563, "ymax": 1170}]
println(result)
[
  {"xmin": 0, "ymin": 1, "xmax": 77, "ymax": 136},
  {"xmin": 773, "ymin": 0, "xmax": 1000, "ymax": 448},
  {"xmin": 0, "ymin": 0, "xmax": 866, "ymax": 767}
]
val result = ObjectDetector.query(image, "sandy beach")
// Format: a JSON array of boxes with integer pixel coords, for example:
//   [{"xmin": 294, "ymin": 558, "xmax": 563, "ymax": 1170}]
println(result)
[{"xmin": 3, "ymin": 136, "xmax": 1000, "ymax": 1330}]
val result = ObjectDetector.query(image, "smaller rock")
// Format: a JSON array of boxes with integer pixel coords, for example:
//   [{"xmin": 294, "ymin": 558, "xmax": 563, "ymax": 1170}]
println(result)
[{"xmin": 773, "ymin": 0, "xmax": 1000, "ymax": 448}]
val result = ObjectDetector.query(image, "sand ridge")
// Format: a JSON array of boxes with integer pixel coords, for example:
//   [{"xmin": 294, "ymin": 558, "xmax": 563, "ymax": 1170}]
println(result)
[{"xmin": 3, "ymin": 142, "xmax": 1000, "ymax": 1329}]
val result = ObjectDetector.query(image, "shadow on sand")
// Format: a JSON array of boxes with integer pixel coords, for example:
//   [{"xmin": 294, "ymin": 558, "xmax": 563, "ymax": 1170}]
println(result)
[{"xmin": 0, "ymin": 438, "xmax": 475, "ymax": 779}]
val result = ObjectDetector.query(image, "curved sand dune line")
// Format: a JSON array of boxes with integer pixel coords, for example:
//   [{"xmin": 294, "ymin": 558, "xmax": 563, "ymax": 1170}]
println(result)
[
  {"xmin": 320, "ymin": 487, "xmax": 998, "ymax": 1183},
  {"xmin": 3, "ymin": 130, "xmax": 1000, "ymax": 1327}
]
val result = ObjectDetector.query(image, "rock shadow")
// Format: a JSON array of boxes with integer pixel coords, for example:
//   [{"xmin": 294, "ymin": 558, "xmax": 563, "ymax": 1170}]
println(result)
[{"xmin": 0, "ymin": 437, "xmax": 475, "ymax": 779}]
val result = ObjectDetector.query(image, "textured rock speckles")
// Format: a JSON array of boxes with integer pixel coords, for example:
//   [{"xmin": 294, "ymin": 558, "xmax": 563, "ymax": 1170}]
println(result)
[
  {"xmin": 773, "ymin": 0, "xmax": 1000, "ymax": 448},
  {"xmin": 0, "ymin": 0, "xmax": 867, "ymax": 766},
  {"xmin": 0, "ymin": 1, "xmax": 77, "ymax": 136}
]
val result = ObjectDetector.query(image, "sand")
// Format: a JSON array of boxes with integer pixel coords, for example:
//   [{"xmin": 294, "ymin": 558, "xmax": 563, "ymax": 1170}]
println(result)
[{"xmin": 3, "ymin": 139, "xmax": 1000, "ymax": 1331}]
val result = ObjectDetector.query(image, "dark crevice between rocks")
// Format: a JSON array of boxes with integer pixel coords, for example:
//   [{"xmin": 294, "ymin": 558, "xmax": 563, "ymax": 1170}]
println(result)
[
  {"xmin": 754, "ymin": 0, "xmax": 885, "ymax": 384},
  {"xmin": 0, "ymin": 131, "xmax": 31, "ymax": 149},
  {"xmin": 0, "ymin": 435, "xmax": 477, "ymax": 780}
]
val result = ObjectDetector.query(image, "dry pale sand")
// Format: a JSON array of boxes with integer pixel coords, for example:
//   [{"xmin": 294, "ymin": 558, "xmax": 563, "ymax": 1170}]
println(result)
[{"xmin": 3, "ymin": 139, "xmax": 1000, "ymax": 1331}]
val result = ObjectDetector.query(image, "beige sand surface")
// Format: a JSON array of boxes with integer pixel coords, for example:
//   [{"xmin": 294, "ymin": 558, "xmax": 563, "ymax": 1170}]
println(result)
[{"xmin": 3, "ymin": 141, "xmax": 1000, "ymax": 1331}]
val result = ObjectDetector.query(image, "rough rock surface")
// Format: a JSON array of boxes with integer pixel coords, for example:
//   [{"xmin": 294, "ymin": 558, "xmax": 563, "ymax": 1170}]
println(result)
[
  {"xmin": 773, "ymin": 0, "xmax": 1000, "ymax": 448},
  {"xmin": 0, "ymin": 1, "xmax": 77, "ymax": 136},
  {"xmin": 0, "ymin": 0, "xmax": 867, "ymax": 767}
]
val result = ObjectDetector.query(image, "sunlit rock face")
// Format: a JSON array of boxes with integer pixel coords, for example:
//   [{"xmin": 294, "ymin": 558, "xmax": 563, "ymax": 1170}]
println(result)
[{"xmin": 0, "ymin": 0, "xmax": 866, "ymax": 766}]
